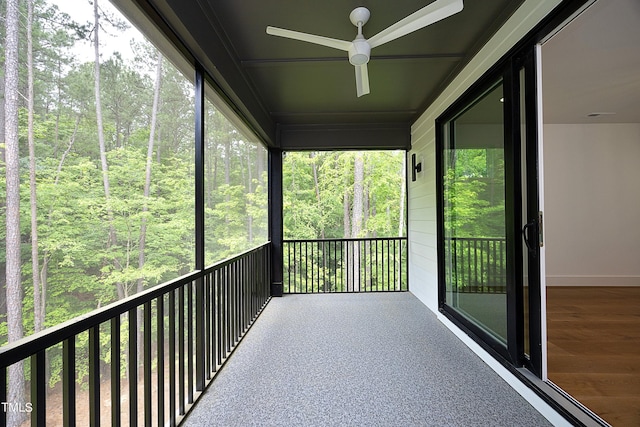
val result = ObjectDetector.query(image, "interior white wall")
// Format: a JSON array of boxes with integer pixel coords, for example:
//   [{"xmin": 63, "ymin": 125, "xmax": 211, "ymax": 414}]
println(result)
[
  {"xmin": 543, "ymin": 123, "xmax": 640, "ymax": 286},
  {"xmin": 407, "ymin": 0, "xmax": 571, "ymax": 424}
]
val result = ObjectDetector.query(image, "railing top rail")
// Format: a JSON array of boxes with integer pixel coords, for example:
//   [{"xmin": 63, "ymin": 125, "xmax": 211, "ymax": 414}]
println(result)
[
  {"xmin": 0, "ymin": 242, "xmax": 270, "ymax": 368},
  {"xmin": 284, "ymin": 236, "xmax": 407, "ymax": 243},
  {"xmin": 0, "ymin": 272, "xmax": 198, "ymax": 368},
  {"xmin": 445, "ymin": 236, "xmax": 506, "ymax": 242},
  {"xmin": 203, "ymin": 242, "xmax": 270, "ymax": 274}
]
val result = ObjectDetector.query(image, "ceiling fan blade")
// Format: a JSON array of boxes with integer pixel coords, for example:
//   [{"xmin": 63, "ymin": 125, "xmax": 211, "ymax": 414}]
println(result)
[
  {"xmin": 266, "ymin": 26, "xmax": 352, "ymax": 51},
  {"xmin": 355, "ymin": 64, "xmax": 370, "ymax": 97},
  {"xmin": 368, "ymin": 0, "xmax": 463, "ymax": 49}
]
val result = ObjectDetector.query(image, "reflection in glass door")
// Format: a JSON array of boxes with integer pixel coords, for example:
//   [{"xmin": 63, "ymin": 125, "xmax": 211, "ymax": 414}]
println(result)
[
  {"xmin": 437, "ymin": 52, "xmax": 543, "ymax": 377},
  {"xmin": 441, "ymin": 80, "xmax": 507, "ymax": 344}
]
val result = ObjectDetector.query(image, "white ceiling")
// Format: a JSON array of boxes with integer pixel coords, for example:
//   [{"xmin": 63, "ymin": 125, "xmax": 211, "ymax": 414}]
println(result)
[{"xmin": 542, "ymin": 0, "xmax": 640, "ymax": 124}]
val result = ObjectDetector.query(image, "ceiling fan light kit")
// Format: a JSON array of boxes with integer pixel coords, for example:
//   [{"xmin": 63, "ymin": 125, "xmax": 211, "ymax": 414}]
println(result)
[{"xmin": 266, "ymin": 0, "xmax": 464, "ymax": 97}]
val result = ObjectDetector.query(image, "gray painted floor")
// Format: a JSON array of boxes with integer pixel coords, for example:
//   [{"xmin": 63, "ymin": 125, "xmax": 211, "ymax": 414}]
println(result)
[{"xmin": 184, "ymin": 293, "xmax": 552, "ymax": 426}]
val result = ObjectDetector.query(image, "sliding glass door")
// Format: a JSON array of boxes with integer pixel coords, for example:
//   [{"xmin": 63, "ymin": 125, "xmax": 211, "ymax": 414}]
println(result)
[
  {"xmin": 437, "ymin": 53, "xmax": 541, "ymax": 372},
  {"xmin": 441, "ymin": 80, "xmax": 508, "ymax": 344}
]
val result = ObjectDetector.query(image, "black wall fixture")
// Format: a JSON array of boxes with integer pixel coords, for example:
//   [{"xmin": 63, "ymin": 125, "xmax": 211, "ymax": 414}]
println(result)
[{"xmin": 411, "ymin": 153, "xmax": 422, "ymax": 182}]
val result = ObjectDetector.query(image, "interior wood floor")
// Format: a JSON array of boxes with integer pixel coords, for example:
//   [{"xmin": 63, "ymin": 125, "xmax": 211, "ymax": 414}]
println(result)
[{"xmin": 546, "ymin": 286, "xmax": 640, "ymax": 427}]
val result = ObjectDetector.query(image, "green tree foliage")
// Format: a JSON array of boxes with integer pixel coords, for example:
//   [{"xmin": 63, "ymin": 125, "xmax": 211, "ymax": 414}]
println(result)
[
  {"xmin": 443, "ymin": 148, "xmax": 505, "ymax": 238},
  {"xmin": 283, "ymin": 151, "xmax": 406, "ymax": 240},
  {"xmin": 1, "ymin": 0, "xmax": 268, "ymax": 391},
  {"xmin": 443, "ymin": 147, "xmax": 507, "ymax": 292},
  {"xmin": 282, "ymin": 151, "xmax": 407, "ymax": 293}
]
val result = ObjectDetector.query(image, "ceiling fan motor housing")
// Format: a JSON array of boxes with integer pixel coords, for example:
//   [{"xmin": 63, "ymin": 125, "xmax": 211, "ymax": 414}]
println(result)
[{"xmin": 349, "ymin": 38, "xmax": 371, "ymax": 65}]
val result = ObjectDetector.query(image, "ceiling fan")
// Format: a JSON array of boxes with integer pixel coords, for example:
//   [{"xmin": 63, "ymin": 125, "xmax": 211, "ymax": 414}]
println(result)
[{"xmin": 266, "ymin": 0, "xmax": 464, "ymax": 97}]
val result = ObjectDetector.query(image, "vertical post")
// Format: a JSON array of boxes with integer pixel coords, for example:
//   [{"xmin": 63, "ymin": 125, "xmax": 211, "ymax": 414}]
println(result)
[
  {"xmin": 204, "ymin": 274, "xmax": 211, "ymax": 379},
  {"xmin": 194, "ymin": 65, "xmax": 206, "ymax": 391},
  {"xmin": 63, "ymin": 337, "xmax": 76, "ymax": 427},
  {"xmin": 178, "ymin": 288, "xmax": 184, "ymax": 415},
  {"xmin": 168, "ymin": 291, "xmax": 176, "ymax": 426},
  {"xmin": 110, "ymin": 318, "xmax": 120, "ymax": 427},
  {"xmin": 128, "ymin": 309, "xmax": 138, "ymax": 427},
  {"xmin": 187, "ymin": 283, "xmax": 194, "ymax": 403},
  {"xmin": 268, "ymin": 147, "xmax": 283, "ymax": 296},
  {"xmin": 89, "ymin": 326, "xmax": 100, "ymax": 427},
  {"xmin": 31, "ymin": 351, "xmax": 46, "ymax": 426},
  {"xmin": 143, "ymin": 302, "xmax": 152, "ymax": 426},
  {"xmin": 217, "ymin": 269, "xmax": 223, "ymax": 366},
  {"xmin": 157, "ymin": 297, "xmax": 165, "ymax": 426}
]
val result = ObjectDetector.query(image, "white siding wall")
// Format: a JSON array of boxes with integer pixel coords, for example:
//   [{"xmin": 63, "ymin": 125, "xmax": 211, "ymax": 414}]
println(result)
[
  {"xmin": 408, "ymin": 1, "xmax": 572, "ymax": 425},
  {"xmin": 543, "ymin": 123, "xmax": 640, "ymax": 286},
  {"xmin": 409, "ymin": 0, "xmax": 563, "ymax": 310}
]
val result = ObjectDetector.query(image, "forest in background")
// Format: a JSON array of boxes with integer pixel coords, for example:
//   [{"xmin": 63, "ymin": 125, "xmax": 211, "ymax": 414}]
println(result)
[
  {"xmin": 0, "ymin": 0, "xmax": 270, "ymax": 343},
  {"xmin": 282, "ymin": 151, "xmax": 407, "ymax": 293},
  {"xmin": 0, "ymin": 0, "xmax": 407, "ymax": 417},
  {"xmin": 283, "ymin": 151, "xmax": 406, "ymax": 241},
  {"xmin": 0, "ymin": 0, "xmax": 269, "ymax": 420}
]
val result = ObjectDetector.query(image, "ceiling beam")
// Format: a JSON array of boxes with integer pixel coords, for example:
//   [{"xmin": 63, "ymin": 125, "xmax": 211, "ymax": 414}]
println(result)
[
  {"xmin": 241, "ymin": 53, "xmax": 464, "ymax": 66},
  {"xmin": 278, "ymin": 123, "xmax": 410, "ymax": 151}
]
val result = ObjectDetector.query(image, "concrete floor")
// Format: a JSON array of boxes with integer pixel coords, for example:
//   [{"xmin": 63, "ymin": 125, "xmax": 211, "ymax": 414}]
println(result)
[{"xmin": 183, "ymin": 292, "xmax": 552, "ymax": 426}]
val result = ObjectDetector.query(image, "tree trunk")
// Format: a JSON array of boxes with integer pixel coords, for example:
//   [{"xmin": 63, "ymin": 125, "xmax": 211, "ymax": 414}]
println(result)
[
  {"xmin": 343, "ymin": 190, "xmax": 350, "ymax": 292},
  {"xmin": 4, "ymin": 0, "xmax": 26, "ymax": 424},
  {"xmin": 363, "ymin": 180, "xmax": 371, "ymax": 290},
  {"xmin": 212, "ymin": 151, "xmax": 218, "ymax": 197},
  {"xmin": 205, "ymin": 139, "xmax": 213, "ymax": 209},
  {"xmin": 0, "ymin": 53, "xmax": 5, "ymax": 164},
  {"xmin": 137, "ymin": 51, "xmax": 162, "ymax": 295},
  {"xmin": 247, "ymin": 150, "xmax": 253, "ymax": 243},
  {"xmin": 41, "ymin": 115, "xmax": 81, "ymax": 336},
  {"xmin": 256, "ymin": 143, "xmax": 265, "ymax": 185},
  {"xmin": 93, "ymin": 0, "xmax": 116, "ymax": 247},
  {"xmin": 94, "ymin": 0, "xmax": 128, "ymax": 380},
  {"xmin": 310, "ymin": 152, "xmax": 327, "ymax": 290},
  {"xmin": 92, "ymin": 0, "xmax": 126, "ymax": 299},
  {"xmin": 54, "ymin": 58, "xmax": 62, "ymax": 156},
  {"xmin": 350, "ymin": 153, "xmax": 364, "ymax": 291},
  {"xmin": 224, "ymin": 140, "xmax": 231, "ymax": 185},
  {"xmin": 311, "ymin": 152, "xmax": 325, "ymax": 239},
  {"xmin": 137, "ymin": 51, "xmax": 163, "ymax": 373},
  {"xmin": 224, "ymin": 139, "xmax": 231, "ymax": 228},
  {"xmin": 27, "ymin": 0, "xmax": 44, "ymax": 334}
]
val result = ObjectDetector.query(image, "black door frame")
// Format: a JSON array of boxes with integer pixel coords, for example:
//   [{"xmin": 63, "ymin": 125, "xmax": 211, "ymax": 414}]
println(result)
[
  {"xmin": 436, "ymin": 56, "xmax": 536, "ymax": 371},
  {"xmin": 436, "ymin": 1, "xmax": 602, "ymax": 425},
  {"xmin": 516, "ymin": 48, "xmax": 543, "ymax": 377}
]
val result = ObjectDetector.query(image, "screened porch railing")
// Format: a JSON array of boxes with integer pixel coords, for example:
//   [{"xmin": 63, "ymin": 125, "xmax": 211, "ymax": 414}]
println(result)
[
  {"xmin": 445, "ymin": 237, "xmax": 506, "ymax": 293},
  {"xmin": 283, "ymin": 237, "xmax": 408, "ymax": 293},
  {"xmin": 0, "ymin": 243, "xmax": 270, "ymax": 427}
]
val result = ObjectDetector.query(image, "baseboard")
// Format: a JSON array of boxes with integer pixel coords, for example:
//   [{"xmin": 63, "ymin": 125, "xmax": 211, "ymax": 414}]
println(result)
[{"xmin": 546, "ymin": 275, "xmax": 640, "ymax": 286}]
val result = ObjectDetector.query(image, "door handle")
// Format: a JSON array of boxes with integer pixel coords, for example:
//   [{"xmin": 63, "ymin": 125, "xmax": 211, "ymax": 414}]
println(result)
[{"xmin": 522, "ymin": 220, "xmax": 538, "ymax": 256}]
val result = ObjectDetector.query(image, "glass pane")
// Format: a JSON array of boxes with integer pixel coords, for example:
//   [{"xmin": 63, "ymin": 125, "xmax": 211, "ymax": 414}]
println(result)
[
  {"xmin": 443, "ymin": 81, "xmax": 507, "ymax": 343},
  {"xmin": 0, "ymin": 0, "xmax": 196, "ymax": 339},
  {"xmin": 204, "ymin": 89, "xmax": 268, "ymax": 265},
  {"xmin": 0, "ymin": 0, "xmax": 196, "ymax": 422}
]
